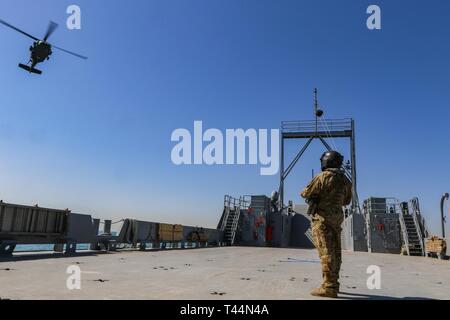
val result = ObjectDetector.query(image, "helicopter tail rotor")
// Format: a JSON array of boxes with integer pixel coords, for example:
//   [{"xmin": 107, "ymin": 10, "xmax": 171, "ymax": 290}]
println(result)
[{"xmin": 43, "ymin": 21, "xmax": 58, "ymax": 42}]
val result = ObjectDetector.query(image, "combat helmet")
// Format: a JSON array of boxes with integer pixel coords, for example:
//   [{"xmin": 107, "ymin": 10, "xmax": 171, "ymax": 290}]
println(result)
[{"xmin": 320, "ymin": 151, "xmax": 343, "ymax": 171}]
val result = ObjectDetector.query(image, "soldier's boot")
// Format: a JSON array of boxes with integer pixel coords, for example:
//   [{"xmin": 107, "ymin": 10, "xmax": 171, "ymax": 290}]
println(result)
[
  {"xmin": 334, "ymin": 281, "xmax": 340, "ymax": 293},
  {"xmin": 311, "ymin": 272, "xmax": 339, "ymax": 298},
  {"xmin": 331, "ymin": 274, "xmax": 341, "ymax": 292},
  {"xmin": 310, "ymin": 286, "xmax": 338, "ymax": 298}
]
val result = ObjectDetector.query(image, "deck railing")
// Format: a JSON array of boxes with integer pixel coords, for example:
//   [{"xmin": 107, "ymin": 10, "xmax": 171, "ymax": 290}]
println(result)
[{"xmin": 281, "ymin": 118, "xmax": 352, "ymax": 133}]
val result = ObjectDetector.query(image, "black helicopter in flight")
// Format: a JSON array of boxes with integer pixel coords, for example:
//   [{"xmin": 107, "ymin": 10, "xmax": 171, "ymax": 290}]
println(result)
[{"xmin": 0, "ymin": 19, "xmax": 87, "ymax": 74}]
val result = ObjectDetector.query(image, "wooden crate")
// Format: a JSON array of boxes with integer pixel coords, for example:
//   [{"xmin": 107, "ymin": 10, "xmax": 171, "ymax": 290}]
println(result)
[
  {"xmin": 173, "ymin": 226, "xmax": 183, "ymax": 241},
  {"xmin": 158, "ymin": 223, "xmax": 173, "ymax": 233},
  {"xmin": 158, "ymin": 224, "xmax": 184, "ymax": 241},
  {"xmin": 426, "ymin": 236, "xmax": 447, "ymax": 254}
]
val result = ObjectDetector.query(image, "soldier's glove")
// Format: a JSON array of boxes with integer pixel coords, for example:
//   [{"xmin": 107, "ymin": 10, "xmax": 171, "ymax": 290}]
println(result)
[{"xmin": 305, "ymin": 197, "xmax": 318, "ymax": 216}]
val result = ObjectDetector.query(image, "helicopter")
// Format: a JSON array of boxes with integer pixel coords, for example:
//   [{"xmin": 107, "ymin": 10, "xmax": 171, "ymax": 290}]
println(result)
[{"xmin": 0, "ymin": 19, "xmax": 87, "ymax": 75}]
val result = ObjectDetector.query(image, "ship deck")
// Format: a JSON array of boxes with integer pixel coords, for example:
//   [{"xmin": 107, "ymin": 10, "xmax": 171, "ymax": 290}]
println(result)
[{"xmin": 0, "ymin": 247, "xmax": 449, "ymax": 300}]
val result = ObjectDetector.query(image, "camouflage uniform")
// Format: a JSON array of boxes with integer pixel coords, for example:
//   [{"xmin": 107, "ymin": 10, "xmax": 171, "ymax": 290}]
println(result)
[{"xmin": 301, "ymin": 168, "xmax": 352, "ymax": 292}]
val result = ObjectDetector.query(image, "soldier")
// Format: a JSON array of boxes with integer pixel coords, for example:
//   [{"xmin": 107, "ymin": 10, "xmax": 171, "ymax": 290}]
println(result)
[{"xmin": 301, "ymin": 151, "xmax": 352, "ymax": 298}]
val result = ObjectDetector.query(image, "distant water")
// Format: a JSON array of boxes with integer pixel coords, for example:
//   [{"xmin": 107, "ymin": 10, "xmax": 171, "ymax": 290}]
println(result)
[
  {"xmin": 14, "ymin": 232, "xmax": 118, "ymax": 252},
  {"xmin": 16, "ymin": 244, "xmax": 90, "ymax": 252},
  {"xmin": 15, "ymin": 243, "xmax": 202, "ymax": 252},
  {"xmin": 12, "ymin": 232, "xmax": 209, "ymax": 252}
]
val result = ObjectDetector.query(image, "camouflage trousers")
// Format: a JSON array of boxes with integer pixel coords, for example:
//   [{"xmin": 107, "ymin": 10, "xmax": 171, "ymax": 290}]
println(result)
[{"xmin": 311, "ymin": 214, "xmax": 343, "ymax": 291}]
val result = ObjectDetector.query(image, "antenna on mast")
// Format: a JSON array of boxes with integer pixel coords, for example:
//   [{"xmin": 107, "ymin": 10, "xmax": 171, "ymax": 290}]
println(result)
[{"xmin": 313, "ymin": 88, "xmax": 324, "ymax": 134}]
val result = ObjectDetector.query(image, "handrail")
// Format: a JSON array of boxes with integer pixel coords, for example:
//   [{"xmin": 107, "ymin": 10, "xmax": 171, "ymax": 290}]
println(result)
[
  {"xmin": 219, "ymin": 206, "xmax": 230, "ymax": 232},
  {"xmin": 281, "ymin": 118, "xmax": 352, "ymax": 133},
  {"xmin": 412, "ymin": 209, "xmax": 425, "ymax": 256},
  {"xmin": 230, "ymin": 197, "xmax": 247, "ymax": 244},
  {"xmin": 412, "ymin": 201, "xmax": 425, "ymax": 256},
  {"xmin": 410, "ymin": 197, "xmax": 429, "ymax": 238},
  {"xmin": 398, "ymin": 212, "xmax": 410, "ymax": 256},
  {"xmin": 220, "ymin": 195, "xmax": 231, "ymax": 231}
]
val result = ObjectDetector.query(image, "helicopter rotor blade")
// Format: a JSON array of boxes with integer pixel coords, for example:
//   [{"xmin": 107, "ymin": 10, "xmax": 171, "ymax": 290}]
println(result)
[
  {"xmin": 52, "ymin": 45, "xmax": 88, "ymax": 60},
  {"xmin": 0, "ymin": 18, "xmax": 40, "ymax": 41},
  {"xmin": 43, "ymin": 21, "xmax": 58, "ymax": 42}
]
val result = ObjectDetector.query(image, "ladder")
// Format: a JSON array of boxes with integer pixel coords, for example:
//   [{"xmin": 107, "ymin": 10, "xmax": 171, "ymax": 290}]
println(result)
[
  {"xmin": 399, "ymin": 202, "xmax": 425, "ymax": 256},
  {"xmin": 220, "ymin": 196, "xmax": 244, "ymax": 246},
  {"xmin": 223, "ymin": 208, "xmax": 240, "ymax": 245}
]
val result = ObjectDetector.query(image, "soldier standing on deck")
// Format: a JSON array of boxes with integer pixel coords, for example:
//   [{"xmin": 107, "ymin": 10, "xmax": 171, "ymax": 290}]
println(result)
[{"xmin": 301, "ymin": 151, "xmax": 352, "ymax": 298}]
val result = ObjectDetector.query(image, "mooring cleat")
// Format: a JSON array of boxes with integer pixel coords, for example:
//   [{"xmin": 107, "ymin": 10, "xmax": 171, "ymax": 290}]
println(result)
[{"xmin": 310, "ymin": 287, "xmax": 338, "ymax": 298}]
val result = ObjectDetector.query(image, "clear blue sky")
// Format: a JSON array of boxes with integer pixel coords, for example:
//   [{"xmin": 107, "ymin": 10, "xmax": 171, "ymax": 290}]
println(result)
[{"xmin": 0, "ymin": 0, "xmax": 449, "ymax": 234}]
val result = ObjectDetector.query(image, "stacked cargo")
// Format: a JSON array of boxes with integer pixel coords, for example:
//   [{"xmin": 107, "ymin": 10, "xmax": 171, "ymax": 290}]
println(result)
[
  {"xmin": 158, "ymin": 223, "xmax": 183, "ymax": 242},
  {"xmin": 426, "ymin": 236, "xmax": 447, "ymax": 259}
]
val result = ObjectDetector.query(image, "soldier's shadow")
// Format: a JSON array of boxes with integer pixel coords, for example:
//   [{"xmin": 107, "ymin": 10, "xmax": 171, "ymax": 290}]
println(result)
[{"xmin": 338, "ymin": 291, "xmax": 436, "ymax": 300}]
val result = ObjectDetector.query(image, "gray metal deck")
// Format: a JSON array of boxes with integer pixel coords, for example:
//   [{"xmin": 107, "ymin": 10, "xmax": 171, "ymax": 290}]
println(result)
[{"xmin": 0, "ymin": 247, "xmax": 448, "ymax": 300}]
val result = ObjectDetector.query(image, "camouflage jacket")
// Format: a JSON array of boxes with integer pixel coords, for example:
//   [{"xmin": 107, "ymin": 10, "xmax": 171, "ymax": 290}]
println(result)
[{"xmin": 301, "ymin": 168, "xmax": 352, "ymax": 217}]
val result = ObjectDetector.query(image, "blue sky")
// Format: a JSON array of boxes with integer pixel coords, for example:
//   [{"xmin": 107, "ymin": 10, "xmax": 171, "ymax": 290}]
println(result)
[{"xmin": 0, "ymin": 0, "xmax": 449, "ymax": 234}]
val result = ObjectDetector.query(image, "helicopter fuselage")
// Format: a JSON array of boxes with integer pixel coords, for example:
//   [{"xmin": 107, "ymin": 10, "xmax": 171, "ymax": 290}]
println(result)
[{"xmin": 29, "ymin": 41, "xmax": 52, "ymax": 65}]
